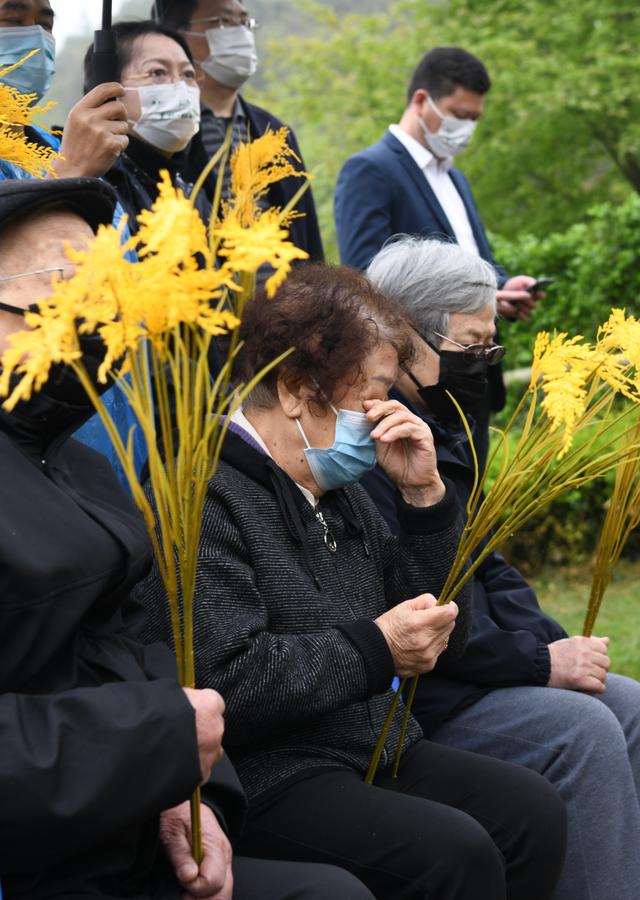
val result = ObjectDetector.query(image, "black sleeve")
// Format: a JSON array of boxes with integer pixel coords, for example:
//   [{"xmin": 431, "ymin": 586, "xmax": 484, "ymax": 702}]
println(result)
[
  {"xmin": 0, "ymin": 680, "xmax": 202, "ymax": 871},
  {"xmin": 359, "ymin": 464, "xmax": 399, "ymax": 533},
  {"xmin": 378, "ymin": 479, "xmax": 473, "ymax": 660},
  {"xmin": 435, "ymin": 551, "xmax": 567, "ymax": 686}
]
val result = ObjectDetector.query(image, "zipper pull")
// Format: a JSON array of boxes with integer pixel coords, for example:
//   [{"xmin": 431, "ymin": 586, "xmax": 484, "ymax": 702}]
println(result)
[{"xmin": 315, "ymin": 508, "xmax": 337, "ymax": 552}]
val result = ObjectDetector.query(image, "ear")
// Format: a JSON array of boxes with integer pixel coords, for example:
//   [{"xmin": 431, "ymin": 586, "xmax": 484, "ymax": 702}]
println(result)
[
  {"xmin": 276, "ymin": 375, "xmax": 316, "ymax": 420},
  {"xmin": 410, "ymin": 88, "xmax": 428, "ymax": 112}
]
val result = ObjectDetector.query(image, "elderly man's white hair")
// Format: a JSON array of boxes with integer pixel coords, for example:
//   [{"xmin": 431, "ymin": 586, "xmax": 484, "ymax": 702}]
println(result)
[{"xmin": 366, "ymin": 237, "xmax": 497, "ymax": 339}]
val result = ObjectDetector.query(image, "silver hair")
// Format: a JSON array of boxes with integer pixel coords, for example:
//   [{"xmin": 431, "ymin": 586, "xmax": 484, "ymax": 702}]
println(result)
[{"xmin": 366, "ymin": 236, "xmax": 497, "ymax": 339}]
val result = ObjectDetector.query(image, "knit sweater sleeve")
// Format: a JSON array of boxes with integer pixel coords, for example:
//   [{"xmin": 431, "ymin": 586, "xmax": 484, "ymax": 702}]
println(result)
[
  {"xmin": 141, "ymin": 488, "xmax": 392, "ymax": 745},
  {"xmin": 374, "ymin": 478, "xmax": 472, "ymax": 660}
]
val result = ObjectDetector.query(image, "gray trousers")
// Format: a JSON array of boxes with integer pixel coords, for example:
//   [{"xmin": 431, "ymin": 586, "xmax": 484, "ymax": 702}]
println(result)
[{"xmin": 430, "ymin": 673, "xmax": 640, "ymax": 900}]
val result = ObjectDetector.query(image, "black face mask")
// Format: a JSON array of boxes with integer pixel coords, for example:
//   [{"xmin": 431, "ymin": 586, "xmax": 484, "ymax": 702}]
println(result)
[{"xmin": 411, "ymin": 351, "xmax": 489, "ymax": 426}]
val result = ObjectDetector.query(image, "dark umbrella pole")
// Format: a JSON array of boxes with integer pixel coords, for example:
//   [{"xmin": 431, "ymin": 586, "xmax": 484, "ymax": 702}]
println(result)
[{"xmin": 90, "ymin": 0, "xmax": 118, "ymax": 89}]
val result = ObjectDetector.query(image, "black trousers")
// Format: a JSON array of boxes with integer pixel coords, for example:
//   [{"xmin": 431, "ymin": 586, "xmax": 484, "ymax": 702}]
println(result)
[
  {"xmin": 149, "ymin": 853, "xmax": 374, "ymax": 900},
  {"xmin": 237, "ymin": 740, "xmax": 567, "ymax": 900},
  {"xmin": 233, "ymin": 857, "xmax": 374, "ymax": 899}
]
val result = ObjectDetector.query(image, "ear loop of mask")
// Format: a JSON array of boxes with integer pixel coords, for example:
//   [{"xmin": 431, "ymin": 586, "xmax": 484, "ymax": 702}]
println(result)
[
  {"xmin": 295, "ymin": 386, "xmax": 339, "ymax": 449},
  {"xmin": 295, "ymin": 417, "xmax": 311, "ymax": 448}
]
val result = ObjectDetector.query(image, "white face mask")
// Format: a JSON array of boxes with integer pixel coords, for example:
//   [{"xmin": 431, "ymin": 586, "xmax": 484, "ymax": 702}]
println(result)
[
  {"xmin": 195, "ymin": 25, "xmax": 258, "ymax": 89},
  {"xmin": 417, "ymin": 95, "xmax": 477, "ymax": 159},
  {"xmin": 128, "ymin": 82, "xmax": 201, "ymax": 154}
]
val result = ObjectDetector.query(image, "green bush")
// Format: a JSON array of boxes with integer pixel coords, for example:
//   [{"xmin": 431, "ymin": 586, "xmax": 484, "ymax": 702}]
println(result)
[{"xmin": 500, "ymin": 482, "xmax": 640, "ymax": 576}]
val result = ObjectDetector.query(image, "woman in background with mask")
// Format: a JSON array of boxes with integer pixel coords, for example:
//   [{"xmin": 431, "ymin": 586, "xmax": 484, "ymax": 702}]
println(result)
[
  {"xmin": 83, "ymin": 20, "xmax": 209, "ymax": 234},
  {"xmin": 140, "ymin": 263, "xmax": 567, "ymax": 900}
]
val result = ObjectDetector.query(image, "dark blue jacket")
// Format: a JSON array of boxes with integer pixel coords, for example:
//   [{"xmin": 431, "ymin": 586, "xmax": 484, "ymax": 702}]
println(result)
[
  {"xmin": 360, "ymin": 387, "xmax": 567, "ymax": 736},
  {"xmin": 186, "ymin": 97, "xmax": 324, "ymax": 262},
  {"xmin": 334, "ymin": 130, "xmax": 507, "ymax": 411},
  {"xmin": 335, "ymin": 130, "xmax": 507, "ymax": 277}
]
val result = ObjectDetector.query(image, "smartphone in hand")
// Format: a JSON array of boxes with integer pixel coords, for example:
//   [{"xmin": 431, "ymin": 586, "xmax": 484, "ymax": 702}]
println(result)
[{"xmin": 526, "ymin": 278, "xmax": 555, "ymax": 294}]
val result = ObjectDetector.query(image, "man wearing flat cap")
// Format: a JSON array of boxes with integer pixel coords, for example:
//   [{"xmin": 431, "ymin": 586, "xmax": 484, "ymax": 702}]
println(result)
[{"xmin": 0, "ymin": 178, "xmax": 373, "ymax": 900}]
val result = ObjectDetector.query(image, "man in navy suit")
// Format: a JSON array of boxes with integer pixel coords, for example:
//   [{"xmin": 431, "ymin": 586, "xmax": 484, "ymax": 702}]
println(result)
[{"xmin": 335, "ymin": 47, "xmax": 544, "ymax": 455}]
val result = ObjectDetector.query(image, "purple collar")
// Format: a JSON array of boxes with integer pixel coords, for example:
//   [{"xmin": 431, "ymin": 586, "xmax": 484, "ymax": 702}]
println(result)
[{"xmin": 225, "ymin": 418, "xmax": 268, "ymax": 456}]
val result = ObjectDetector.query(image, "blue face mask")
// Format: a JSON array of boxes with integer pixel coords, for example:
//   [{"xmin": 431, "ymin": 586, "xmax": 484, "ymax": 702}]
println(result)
[
  {"xmin": 296, "ymin": 404, "xmax": 377, "ymax": 492},
  {"xmin": 0, "ymin": 25, "xmax": 56, "ymax": 101}
]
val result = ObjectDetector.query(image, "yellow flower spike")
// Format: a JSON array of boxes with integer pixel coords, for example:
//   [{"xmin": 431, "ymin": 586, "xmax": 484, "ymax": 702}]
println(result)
[
  {"xmin": 197, "ymin": 308, "xmax": 240, "ymax": 336},
  {"xmin": 530, "ymin": 331, "xmax": 550, "ymax": 384},
  {"xmin": 231, "ymin": 127, "xmax": 301, "ymax": 185},
  {"xmin": 97, "ymin": 319, "xmax": 147, "ymax": 383},
  {"xmin": 228, "ymin": 127, "xmax": 308, "ymax": 227},
  {"xmin": 0, "ymin": 53, "xmax": 57, "ymax": 125},
  {"xmin": 0, "ymin": 188, "xmax": 241, "ymax": 411},
  {"xmin": 0, "ymin": 126, "xmax": 59, "ymax": 177},
  {"xmin": 529, "ymin": 331, "xmax": 602, "ymax": 456},
  {"xmin": 215, "ymin": 210, "xmax": 308, "ymax": 297},
  {"xmin": 0, "ymin": 307, "xmax": 81, "ymax": 409},
  {"xmin": 137, "ymin": 171, "xmax": 212, "ymax": 267},
  {"xmin": 597, "ymin": 309, "xmax": 640, "ymax": 396}
]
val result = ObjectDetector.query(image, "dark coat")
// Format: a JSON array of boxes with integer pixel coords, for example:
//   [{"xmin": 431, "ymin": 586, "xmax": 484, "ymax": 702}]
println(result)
[
  {"xmin": 361, "ymin": 387, "xmax": 567, "ymax": 737},
  {"xmin": 185, "ymin": 97, "xmax": 325, "ymax": 262},
  {"xmin": 141, "ymin": 427, "xmax": 471, "ymax": 802},
  {"xmin": 106, "ymin": 136, "xmax": 211, "ymax": 235},
  {"xmin": 334, "ymin": 130, "xmax": 507, "ymax": 411},
  {"xmin": 0, "ymin": 363, "xmax": 245, "ymax": 899}
]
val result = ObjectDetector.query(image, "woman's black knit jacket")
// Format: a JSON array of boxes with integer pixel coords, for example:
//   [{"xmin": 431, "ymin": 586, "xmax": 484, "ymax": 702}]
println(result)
[{"xmin": 141, "ymin": 429, "xmax": 471, "ymax": 801}]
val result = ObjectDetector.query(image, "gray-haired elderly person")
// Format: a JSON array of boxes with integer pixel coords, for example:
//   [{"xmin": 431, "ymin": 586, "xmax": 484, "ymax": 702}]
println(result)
[{"xmin": 362, "ymin": 235, "xmax": 640, "ymax": 900}]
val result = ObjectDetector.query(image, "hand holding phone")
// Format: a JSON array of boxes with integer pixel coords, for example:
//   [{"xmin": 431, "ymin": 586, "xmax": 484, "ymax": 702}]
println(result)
[{"xmin": 526, "ymin": 278, "xmax": 555, "ymax": 294}]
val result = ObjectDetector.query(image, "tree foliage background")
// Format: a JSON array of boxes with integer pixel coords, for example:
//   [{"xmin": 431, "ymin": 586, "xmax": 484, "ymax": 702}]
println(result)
[{"xmin": 248, "ymin": 0, "xmax": 640, "ymax": 259}]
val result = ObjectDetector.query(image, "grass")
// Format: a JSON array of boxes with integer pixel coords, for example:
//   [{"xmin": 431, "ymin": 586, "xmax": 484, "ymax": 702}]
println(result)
[{"xmin": 530, "ymin": 559, "xmax": 640, "ymax": 680}]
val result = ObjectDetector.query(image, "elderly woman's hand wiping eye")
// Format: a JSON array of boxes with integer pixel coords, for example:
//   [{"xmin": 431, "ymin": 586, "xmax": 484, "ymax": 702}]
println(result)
[{"xmin": 363, "ymin": 398, "xmax": 445, "ymax": 507}]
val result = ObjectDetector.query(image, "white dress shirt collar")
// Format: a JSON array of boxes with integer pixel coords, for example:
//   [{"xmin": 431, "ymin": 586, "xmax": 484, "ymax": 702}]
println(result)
[
  {"xmin": 387, "ymin": 124, "xmax": 479, "ymax": 255},
  {"xmin": 388, "ymin": 124, "xmax": 453, "ymax": 173}
]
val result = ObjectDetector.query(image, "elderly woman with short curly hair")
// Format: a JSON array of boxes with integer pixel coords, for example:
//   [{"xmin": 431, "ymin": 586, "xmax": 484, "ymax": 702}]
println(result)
[{"xmin": 142, "ymin": 264, "xmax": 566, "ymax": 900}]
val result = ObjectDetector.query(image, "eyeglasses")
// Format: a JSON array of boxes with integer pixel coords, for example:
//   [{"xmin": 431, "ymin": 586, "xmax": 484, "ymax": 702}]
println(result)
[
  {"xmin": 412, "ymin": 324, "xmax": 506, "ymax": 365},
  {"xmin": 431, "ymin": 330, "xmax": 506, "ymax": 365},
  {"xmin": 0, "ymin": 266, "xmax": 64, "ymax": 284},
  {"xmin": 188, "ymin": 15, "xmax": 259, "ymax": 30}
]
